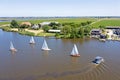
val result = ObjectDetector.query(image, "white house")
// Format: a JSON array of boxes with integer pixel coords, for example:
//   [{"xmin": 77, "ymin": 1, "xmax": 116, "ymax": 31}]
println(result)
[
  {"xmin": 40, "ymin": 22, "xmax": 51, "ymax": 27},
  {"xmin": 31, "ymin": 24, "xmax": 39, "ymax": 29},
  {"xmin": 40, "ymin": 22, "xmax": 59, "ymax": 27}
]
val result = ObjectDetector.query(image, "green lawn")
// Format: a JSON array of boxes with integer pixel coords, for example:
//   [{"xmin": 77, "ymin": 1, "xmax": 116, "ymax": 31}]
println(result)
[
  {"xmin": 91, "ymin": 19, "xmax": 120, "ymax": 28},
  {"xmin": 0, "ymin": 22, "xmax": 10, "ymax": 26},
  {"xmin": 28, "ymin": 18, "xmax": 96, "ymax": 24},
  {"xmin": 0, "ymin": 18, "xmax": 96, "ymax": 26},
  {"xmin": 1, "ymin": 18, "xmax": 120, "ymax": 29},
  {"xmin": 36, "ymin": 32, "xmax": 55, "ymax": 36}
]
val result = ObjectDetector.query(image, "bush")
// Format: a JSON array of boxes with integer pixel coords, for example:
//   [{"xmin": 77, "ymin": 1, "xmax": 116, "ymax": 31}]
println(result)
[{"xmin": 10, "ymin": 20, "xmax": 19, "ymax": 28}]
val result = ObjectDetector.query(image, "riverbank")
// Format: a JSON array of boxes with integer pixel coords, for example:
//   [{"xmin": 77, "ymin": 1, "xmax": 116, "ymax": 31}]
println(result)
[{"xmin": 0, "ymin": 26, "xmax": 55, "ymax": 37}]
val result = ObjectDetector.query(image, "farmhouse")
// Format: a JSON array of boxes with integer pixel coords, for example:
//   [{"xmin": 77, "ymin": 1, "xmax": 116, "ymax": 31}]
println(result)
[
  {"xmin": 31, "ymin": 24, "xmax": 39, "ymax": 29},
  {"xmin": 39, "ymin": 22, "xmax": 59, "ymax": 27},
  {"xmin": 21, "ymin": 22, "xmax": 32, "ymax": 27}
]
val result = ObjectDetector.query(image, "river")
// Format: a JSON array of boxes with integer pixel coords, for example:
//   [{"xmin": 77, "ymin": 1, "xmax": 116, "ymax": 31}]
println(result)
[{"xmin": 0, "ymin": 29, "xmax": 120, "ymax": 80}]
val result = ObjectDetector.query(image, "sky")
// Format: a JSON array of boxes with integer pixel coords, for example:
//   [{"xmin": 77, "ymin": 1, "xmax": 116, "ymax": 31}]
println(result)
[{"xmin": 0, "ymin": 0, "xmax": 120, "ymax": 17}]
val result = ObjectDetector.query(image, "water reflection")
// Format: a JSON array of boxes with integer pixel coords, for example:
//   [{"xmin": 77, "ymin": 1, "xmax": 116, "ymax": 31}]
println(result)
[
  {"xmin": 71, "ymin": 57, "xmax": 79, "ymax": 63},
  {"xmin": 10, "ymin": 51, "xmax": 17, "ymax": 55},
  {"xmin": 29, "ymin": 44, "xmax": 35, "ymax": 48},
  {"xmin": 42, "ymin": 50, "xmax": 49, "ymax": 57},
  {"xmin": 0, "ymin": 29, "xmax": 120, "ymax": 80}
]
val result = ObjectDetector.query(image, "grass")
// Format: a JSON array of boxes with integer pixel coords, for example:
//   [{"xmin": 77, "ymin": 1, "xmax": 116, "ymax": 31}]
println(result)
[
  {"xmin": 36, "ymin": 32, "xmax": 55, "ymax": 36},
  {"xmin": 27, "ymin": 18, "xmax": 96, "ymax": 24},
  {"xmin": 0, "ymin": 22, "xmax": 10, "ymax": 26},
  {"xmin": 91, "ymin": 19, "xmax": 120, "ymax": 28},
  {"xmin": 18, "ymin": 31, "xmax": 35, "ymax": 36},
  {"xmin": 0, "ymin": 18, "xmax": 96, "ymax": 26}
]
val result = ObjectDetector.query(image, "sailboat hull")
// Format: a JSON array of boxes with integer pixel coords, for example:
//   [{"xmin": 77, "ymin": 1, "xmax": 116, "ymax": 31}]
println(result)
[
  {"xmin": 10, "ymin": 48, "xmax": 17, "ymax": 52},
  {"xmin": 70, "ymin": 54, "xmax": 80, "ymax": 57},
  {"xmin": 41, "ymin": 48, "xmax": 51, "ymax": 51}
]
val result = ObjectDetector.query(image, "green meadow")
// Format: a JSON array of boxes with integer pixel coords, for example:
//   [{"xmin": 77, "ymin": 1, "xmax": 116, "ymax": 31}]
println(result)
[
  {"xmin": 0, "ymin": 22, "xmax": 10, "ymax": 26},
  {"xmin": 91, "ymin": 19, "xmax": 120, "ymax": 28},
  {"xmin": 1, "ymin": 18, "xmax": 120, "ymax": 28},
  {"xmin": 28, "ymin": 18, "xmax": 96, "ymax": 24}
]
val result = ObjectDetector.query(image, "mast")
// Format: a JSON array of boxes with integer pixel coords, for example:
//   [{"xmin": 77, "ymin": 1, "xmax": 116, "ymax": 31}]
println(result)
[
  {"xmin": 74, "ymin": 44, "xmax": 79, "ymax": 55},
  {"xmin": 10, "ymin": 41, "xmax": 14, "ymax": 49},
  {"xmin": 30, "ymin": 36, "xmax": 35, "ymax": 43},
  {"xmin": 71, "ymin": 44, "xmax": 79, "ymax": 55},
  {"xmin": 42, "ymin": 39, "xmax": 51, "ymax": 50}
]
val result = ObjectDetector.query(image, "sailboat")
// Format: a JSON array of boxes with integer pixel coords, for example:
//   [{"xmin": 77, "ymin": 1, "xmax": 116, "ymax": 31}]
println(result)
[
  {"xmin": 70, "ymin": 44, "xmax": 80, "ymax": 57},
  {"xmin": 29, "ymin": 36, "xmax": 35, "ymax": 44},
  {"xmin": 10, "ymin": 41, "xmax": 17, "ymax": 52},
  {"xmin": 41, "ymin": 39, "xmax": 51, "ymax": 50}
]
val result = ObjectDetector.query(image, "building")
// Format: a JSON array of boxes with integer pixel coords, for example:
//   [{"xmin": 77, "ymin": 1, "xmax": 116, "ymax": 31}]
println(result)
[
  {"xmin": 31, "ymin": 24, "xmax": 39, "ymax": 29},
  {"xmin": 21, "ymin": 22, "xmax": 32, "ymax": 27},
  {"xmin": 48, "ymin": 29, "xmax": 61, "ymax": 33},
  {"xmin": 91, "ymin": 29, "xmax": 102, "ymax": 35},
  {"xmin": 39, "ymin": 22, "xmax": 59, "ymax": 27},
  {"xmin": 39, "ymin": 22, "xmax": 51, "ymax": 27}
]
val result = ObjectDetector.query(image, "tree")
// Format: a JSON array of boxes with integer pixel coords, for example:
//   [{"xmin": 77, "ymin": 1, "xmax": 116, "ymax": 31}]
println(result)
[
  {"xmin": 86, "ymin": 21, "xmax": 92, "ymax": 25},
  {"xmin": 42, "ymin": 25, "xmax": 50, "ymax": 32},
  {"xmin": 99, "ymin": 25, "xmax": 105, "ymax": 29},
  {"xmin": 78, "ymin": 27, "xmax": 84, "ymax": 38},
  {"xmin": 81, "ymin": 22, "xmax": 87, "ymax": 26},
  {"xmin": 10, "ymin": 20, "xmax": 19, "ymax": 28}
]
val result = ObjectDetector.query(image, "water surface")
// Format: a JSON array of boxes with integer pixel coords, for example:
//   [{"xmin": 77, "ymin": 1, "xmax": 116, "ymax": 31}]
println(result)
[{"xmin": 0, "ymin": 29, "xmax": 120, "ymax": 80}]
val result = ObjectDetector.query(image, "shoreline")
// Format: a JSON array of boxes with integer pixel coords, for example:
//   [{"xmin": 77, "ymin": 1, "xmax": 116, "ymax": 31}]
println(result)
[{"xmin": 0, "ymin": 26, "xmax": 55, "ymax": 37}]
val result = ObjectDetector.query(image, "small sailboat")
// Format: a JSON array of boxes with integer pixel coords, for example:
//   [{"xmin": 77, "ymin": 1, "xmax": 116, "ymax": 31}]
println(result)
[
  {"xmin": 10, "ymin": 42, "xmax": 17, "ymax": 52},
  {"xmin": 41, "ymin": 39, "xmax": 51, "ymax": 50},
  {"xmin": 29, "ymin": 36, "xmax": 35, "ymax": 44},
  {"xmin": 70, "ymin": 44, "xmax": 80, "ymax": 57}
]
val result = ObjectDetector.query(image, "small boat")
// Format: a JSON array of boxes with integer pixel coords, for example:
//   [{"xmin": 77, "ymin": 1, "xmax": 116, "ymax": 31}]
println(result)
[
  {"xmin": 10, "ymin": 42, "xmax": 17, "ymax": 52},
  {"xmin": 29, "ymin": 36, "xmax": 35, "ymax": 44},
  {"xmin": 92, "ymin": 56, "xmax": 104, "ymax": 64},
  {"xmin": 70, "ymin": 44, "xmax": 80, "ymax": 57},
  {"xmin": 41, "ymin": 39, "xmax": 51, "ymax": 51}
]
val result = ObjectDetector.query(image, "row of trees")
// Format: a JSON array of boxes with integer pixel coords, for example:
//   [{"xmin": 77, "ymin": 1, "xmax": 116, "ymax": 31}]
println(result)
[
  {"xmin": 10, "ymin": 20, "xmax": 105, "ymax": 39},
  {"xmin": 10, "ymin": 20, "xmax": 30, "ymax": 28},
  {"xmin": 61, "ymin": 24, "xmax": 91, "ymax": 38},
  {"xmin": 42, "ymin": 22, "xmax": 61, "ymax": 32}
]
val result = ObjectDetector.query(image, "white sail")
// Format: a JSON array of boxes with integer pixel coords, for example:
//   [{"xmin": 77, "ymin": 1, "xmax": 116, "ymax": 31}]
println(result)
[
  {"xmin": 71, "ymin": 44, "xmax": 79, "ymax": 55},
  {"xmin": 10, "ymin": 41, "xmax": 17, "ymax": 52},
  {"xmin": 42, "ymin": 39, "xmax": 51, "ymax": 50},
  {"xmin": 30, "ymin": 36, "xmax": 35, "ymax": 44},
  {"xmin": 10, "ymin": 42, "xmax": 14, "ymax": 49}
]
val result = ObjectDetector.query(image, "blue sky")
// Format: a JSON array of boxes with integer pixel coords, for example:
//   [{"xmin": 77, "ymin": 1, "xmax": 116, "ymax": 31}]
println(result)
[{"xmin": 0, "ymin": 0, "xmax": 120, "ymax": 17}]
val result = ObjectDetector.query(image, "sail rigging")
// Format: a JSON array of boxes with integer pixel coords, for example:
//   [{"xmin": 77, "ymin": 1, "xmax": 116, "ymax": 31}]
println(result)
[
  {"xmin": 29, "ymin": 36, "xmax": 35, "ymax": 44},
  {"xmin": 71, "ymin": 44, "xmax": 80, "ymax": 57},
  {"xmin": 10, "ymin": 41, "xmax": 17, "ymax": 52},
  {"xmin": 41, "ymin": 39, "xmax": 51, "ymax": 50}
]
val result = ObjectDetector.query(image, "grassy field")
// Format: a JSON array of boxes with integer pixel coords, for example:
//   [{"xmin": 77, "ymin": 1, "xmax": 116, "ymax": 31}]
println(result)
[
  {"xmin": 0, "ymin": 18, "xmax": 96, "ymax": 26},
  {"xmin": 1, "ymin": 18, "xmax": 120, "ymax": 28},
  {"xmin": 91, "ymin": 19, "xmax": 120, "ymax": 28},
  {"xmin": 0, "ymin": 22, "xmax": 10, "ymax": 26},
  {"xmin": 27, "ymin": 18, "xmax": 96, "ymax": 24}
]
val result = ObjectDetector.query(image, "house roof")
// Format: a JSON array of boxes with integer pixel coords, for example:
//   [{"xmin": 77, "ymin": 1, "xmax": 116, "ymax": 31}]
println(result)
[
  {"xmin": 21, "ymin": 22, "xmax": 32, "ymax": 26},
  {"xmin": 48, "ymin": 29, "xmax": 61, "ymax": 33},
  {"xmin": 91, "ymin": 29, "xmax": 101, "ymax": 31}
]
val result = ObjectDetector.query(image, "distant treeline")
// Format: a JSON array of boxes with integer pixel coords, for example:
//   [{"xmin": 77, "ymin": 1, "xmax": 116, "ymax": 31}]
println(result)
[{"xmin": 0, "ymin": 16, "xmax": 120, "ymax": 20}]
